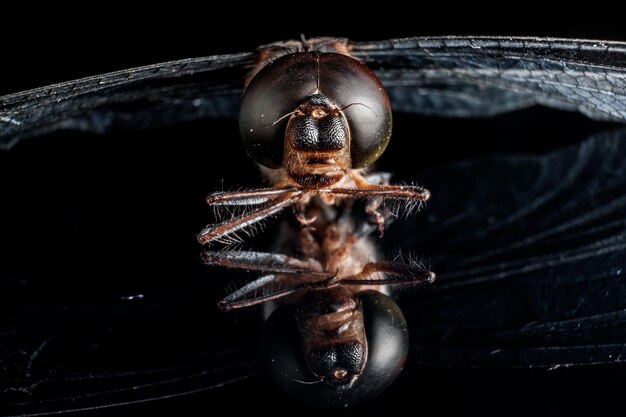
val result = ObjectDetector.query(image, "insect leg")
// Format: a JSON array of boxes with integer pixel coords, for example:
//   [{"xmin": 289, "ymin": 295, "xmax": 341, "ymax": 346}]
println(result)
[
  {"xmin": 327, "ymin": 183, "xmax": 430, "ymax": 235},
  {"xmin": 219, "ymin": 274, "xmax": 295, "ymax": 311},
  {"xmin": 339, "ymin": 260, "xmax": 436, "ymax": 287},
  {"xmin": 201, "ymin": 250, "xmax": 324, "ymax": 274},
  {"xmin": 329, "ymin": 184, "xmax": 430, "ymax": 202},
  {"xmin": 219, "ymin": 271, "xmax": 333, "ymax": 312},
  {"xmin": 197, "ymin": 191, "xmax": 302, "ymax": 245},
  {"xmin": 206, "ymin": 187, "xmax": 301, "ymax": 206}
]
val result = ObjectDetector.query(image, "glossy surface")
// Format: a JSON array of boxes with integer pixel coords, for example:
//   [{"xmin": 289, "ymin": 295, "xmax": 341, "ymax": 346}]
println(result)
[{"xmin": 2, "ymin": 36, "xmax": 626, "ymax": 415}]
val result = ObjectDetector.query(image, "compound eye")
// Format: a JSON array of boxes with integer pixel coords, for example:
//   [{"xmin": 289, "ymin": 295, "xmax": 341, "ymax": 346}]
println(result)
[
  {"xmin": 359, "ymin": 291, "xmax": 409, "ymax": 385},
  {"xmin": 320, "ymin": 57, "xmax": 392, "ymax": 168},
  {"xmin": 260, "ymin": 292, "xmax": 408, "ymax": 408},
  {"xmin": 239, "ymin": 52, "xmax": 392, "ymax": 169}
]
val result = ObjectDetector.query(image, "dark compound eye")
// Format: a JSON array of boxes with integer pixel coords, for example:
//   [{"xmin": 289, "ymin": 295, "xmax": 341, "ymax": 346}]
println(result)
[
  {"xmin": 240, "ymin": 52, "xmax": 392, "ymax": 169},
  {"xmin": 260, "ymin": 292, "xmax": 408, "ymax": 408}
]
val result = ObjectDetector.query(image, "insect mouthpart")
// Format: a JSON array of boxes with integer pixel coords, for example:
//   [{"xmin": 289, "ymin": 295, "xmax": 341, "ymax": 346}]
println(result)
[
  {"xmin": 283, "ymin": 94, "xmax": 351, "ymax": 188},
  {"xmin": 332, "ymin": 368, "xmax": 349, "ymax": 380}
]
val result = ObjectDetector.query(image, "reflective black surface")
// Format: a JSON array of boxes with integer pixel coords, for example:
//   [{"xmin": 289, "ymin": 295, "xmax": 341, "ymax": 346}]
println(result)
[
  {"xmin": 2, "ymin": 19, "xmax": 626, "ymax": 416},
  {"xmin": 2, "ymin": 106, "xmax": 624, "ymax": 416}
]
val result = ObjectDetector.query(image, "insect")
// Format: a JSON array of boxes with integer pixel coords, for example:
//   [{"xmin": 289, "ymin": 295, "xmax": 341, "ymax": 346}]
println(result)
[
  {"xmin": 1, "ymin": 37, "xmax": 626, "ymax": 415},
  {"xmin": 196, "ymin": 40, "xmax": 431, "ymax": 246},
  {"xmin": 196, "ymin": 40, "xmax": 435, "ymax": 406}
]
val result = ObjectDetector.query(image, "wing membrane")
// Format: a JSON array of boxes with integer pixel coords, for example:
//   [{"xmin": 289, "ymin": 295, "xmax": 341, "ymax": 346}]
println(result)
[
  {"xmin": 352, "ymin": 37, "xmax": 626, "ymax": 121},
  {"xmin": 0, "ymin": 52, "xmax": 253, "ymax": 149},
  {"xmin": 3, "ymin": 37, "xmax": 626, "ymax": 148},
  {"xmin": 397, "ymin": 129, "xmax": 626, "ymax": 368}
]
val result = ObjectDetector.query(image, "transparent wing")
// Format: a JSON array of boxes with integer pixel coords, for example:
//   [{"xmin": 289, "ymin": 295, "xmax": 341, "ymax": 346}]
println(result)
[
  {"xmin": 0, "ymin": 52, "xmax": 254, "ymax": 149},
  {"xmin": 4, "ymin": 37, "xmax": 626, "ymax": 150},
  {"xmin": 396, "ymin": 129, "xmax": 626, "ymax": 368},
  {"xmin": 351, "ymin": 37, "xmax": 626, "ymax": 121}
]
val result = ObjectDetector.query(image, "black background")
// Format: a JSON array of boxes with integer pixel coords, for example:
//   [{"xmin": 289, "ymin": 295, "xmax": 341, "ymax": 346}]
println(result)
[{"xmin": 1, "ymin": 10, "xmax": 625, "ymax": 416}]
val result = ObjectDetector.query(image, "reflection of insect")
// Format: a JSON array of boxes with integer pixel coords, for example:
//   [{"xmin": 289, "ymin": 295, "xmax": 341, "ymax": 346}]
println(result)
[
  {"xmin": 202, "ymin": 196, "xmax": 434, "ymax": 406},
  {"xmin": 197, "ymin": 41, "xmax": 434, "ymax": 406},
  {"xmin": 2, "ymin": 37, "xmax": 626, "ymax": 415}
]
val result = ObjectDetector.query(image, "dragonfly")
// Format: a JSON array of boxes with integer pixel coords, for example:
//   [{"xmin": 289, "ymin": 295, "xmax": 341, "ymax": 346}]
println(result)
[
  {"xmin": 1, "ymin": 37, "xmax": 626, "ymax": 415},
  {"xmin": 195, "ymin": 40, "xmax": 436, "ymax": 406}
]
